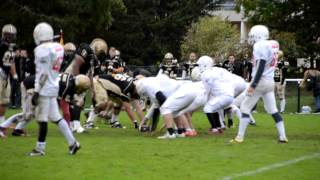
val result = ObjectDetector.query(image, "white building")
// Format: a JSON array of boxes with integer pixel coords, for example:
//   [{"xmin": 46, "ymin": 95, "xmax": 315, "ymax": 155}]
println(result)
[{"xmin": 209, "ymin": 0, "xmax": 248, "ymax": 43}]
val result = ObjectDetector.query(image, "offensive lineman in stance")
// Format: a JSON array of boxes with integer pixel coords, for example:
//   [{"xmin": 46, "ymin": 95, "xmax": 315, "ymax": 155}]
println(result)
[
  {"xmin": 231, "ymin": 25, "xmax": 288, "ymax": 143},
  {"xmin": 29, "ymin": 22, "xmax": 80, "ymax": 156}
]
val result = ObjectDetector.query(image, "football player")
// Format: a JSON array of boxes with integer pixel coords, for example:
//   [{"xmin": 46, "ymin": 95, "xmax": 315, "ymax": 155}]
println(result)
[
  {"xmin": 0, "ymin": 24, "xmax": 18, "ymax": 124},
  {"xmin": 197, "ymin": 56, "xmax": 247, "ymax": 135},
  {"xmin": 29, "ymin": 22, "xmax": 80, "ymax": 156},
  {"xmin": 158, "ymin": 52, "xmax": 179, "ymax": 79},
  {"xmin": 274, "ymin": 50, "xmax": 289, "ymax": 113},
  {"xmin": 60, "ymin": 42, "xmax": 76, "ymax": 73},
  {"xmin": 134, "ymin": 74, "xmax": 188, "ymax": 139},
  {"xmin": 0, "ymin": 73, "xmax": 90, "ymax": 137},
  {"xmin": 159, "ymin": 81, "xmax": 207, "ymax": 137},
  {"xmin": 181, "ymin": 52, "xmax": 198, "ymax": 80},
  {"xmin": 88, "ymin": 73, "xmax": 140, "ymax": 128},
  {"xmin": 231, "ymin": 25, "xmax": 288, "ymax": 143}
]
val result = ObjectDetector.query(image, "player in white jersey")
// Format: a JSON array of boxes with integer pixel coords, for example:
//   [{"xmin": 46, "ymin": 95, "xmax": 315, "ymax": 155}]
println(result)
[
  {"xmin": 160, "ymin": 81, "xmax": 207, "ymax": 137},
  {"xmin": 231, "ymin": 25, "xmax": 288, "ymax": 143},
  {"xmin": 29, "ymin": 22, "xmax": 80, "ymax": 156},
  {"xmin": 135, "ymin": 74, "xmax": 188, "ymax": 139}
]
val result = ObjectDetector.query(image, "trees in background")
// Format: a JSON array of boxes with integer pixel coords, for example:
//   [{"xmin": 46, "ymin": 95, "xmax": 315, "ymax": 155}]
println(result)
[
  {"xmin": 181, "ymin": 16, "xmax": 240, "ymax": 63},
  {"xmin": 0, "ymin": 0, "xmax": 126, "ymax": 49},
  {"xmin": 237, "ymin": 0, "xmax": 320, "ymax": 67}
]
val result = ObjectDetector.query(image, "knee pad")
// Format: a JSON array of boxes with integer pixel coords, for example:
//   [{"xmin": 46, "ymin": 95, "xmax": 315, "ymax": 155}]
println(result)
[
  {"xmin": 241, "ymin": 113, "xmax": 250, "ymax": 118},
  {"xmin": 272, "ymin": 112, "xmax": 283, "ymax": 123}
]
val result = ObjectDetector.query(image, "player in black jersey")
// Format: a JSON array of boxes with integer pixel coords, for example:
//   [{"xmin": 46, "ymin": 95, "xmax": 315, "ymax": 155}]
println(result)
[
  {"xmin": 158, "ymin": 52, "xmax": 179, "ymax": 79},
  {"xmin": 85, "ymin": 73, "xmax": 140, "ymax": 128},
  {"xmin": 0, "ymin": 24, "xmax": 18, "ymax": 124}
]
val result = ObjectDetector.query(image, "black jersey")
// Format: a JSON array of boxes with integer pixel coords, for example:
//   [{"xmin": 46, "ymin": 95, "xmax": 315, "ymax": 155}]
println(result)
[
  {"xmin": 58, "ymin": 73, "xmax": 76, "ymax": 102},
  {"xmin": 159, "ymin": 62, "xmax": 178, "ymax": 78},
  {"xmin": 23, "ymin": 75, "xmax": 35, "ymax": 90},
  {"xmin": 98, "ymin": 73, "xmax": 138, "ymax": 101},
  {"xmin": 183, "ymin": 61, "xmax": 197, "ymax": 78},
  {"xmin": 23, "ymin": 73, "xmax": 76, "ymax": 102},
  {"xmin": 0, "ymin": 41, "xmax": 16, "ymax": 75},
  {"xmin": 274, "ymin": 60, "xmax": 288, "ymax": 83},
  {"xmin": 76, "ymin": 43, "xmax": 95, "ymax": 75}
]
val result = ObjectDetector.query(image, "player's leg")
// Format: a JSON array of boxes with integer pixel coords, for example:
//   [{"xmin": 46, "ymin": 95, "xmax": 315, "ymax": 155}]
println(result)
[
  {"xmin": 70, "ymin": 93, "xmax": 86, "ymax": 133},
  {"xmin": 0, "ymin": 79, "xmax": 10, "ymax": 124},
  {"xmin": 203, "ymin": 95, "xmax": 233, "ymax": 134},
  {"xmin": 29, "ymin": 96, "xmax": 49, "ymax": 156},
  {"xmin": 263, "ymin": 91, "xmax": 288, "ymax": 142},
  {"xmin": 59, "ymin": 99, "xmax": 71, "ymax": 125},
  {"xmin": 278, "ymin": 83, "xmax": 286, "ymax": 113},
  {"xmin": 49, "ymin": 97, "xmax": 80, "ymax": 154},
  {"xmin": 232, "ymin": 93, "xmax": 261, "ymax": 143},
  {"xmin": 110, "ymin": 104, "xmax": 123, "ymax": 128},
  {"xmin": 159, "ymin": 91, "xmax": 194, "ymax": 139},
  {"xmin": 122, "ymin": 101, "xmax": 139, "ymax": 129}
]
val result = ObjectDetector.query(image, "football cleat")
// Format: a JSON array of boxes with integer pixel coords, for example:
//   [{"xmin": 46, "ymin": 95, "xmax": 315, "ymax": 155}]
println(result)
[
  {"xmin": 230, "ymin": 136, "xmax": 244, "ymax": 143},
  {"xmin": 176, "ymin": 133, "xmax": 186, "ymax": 138},
  {"xmin": 157, "ymin": 132, "xmax": 176, "ymax": 139},
  {"xmin": 69, "ymin": 141, "xmax": 81, "ymax": 155},
  {"xmin": 0, "ymin": 129, "xmax": 7, "ymax": 138},
  {"xmin": 111, "ymin": 122, "xmax": 123, "ymax": 128},
  {"xmin": 208, "ymin": 128, "xmax": 223, "ymax": 135},
  {"xmin": 249, "ymin": 121, "xmax": 256, "ymax": 126},
  {"xmin": 185, "ymin": 130, "xmax": 197, "ymax": 137},
  {"xmin": 29, "ymin": 149, "xmax": 45, "ymax": 156},
  {"xmin": 75, "ymin": 126, "xmax": 85, "ymax": 133},
  {"xmin": 278, "ymin": 138, "xmax": 288, "ymax": 143},
  {"xmin": 12, "ymin": 129, "xmax": 28, "ymax": 136}
]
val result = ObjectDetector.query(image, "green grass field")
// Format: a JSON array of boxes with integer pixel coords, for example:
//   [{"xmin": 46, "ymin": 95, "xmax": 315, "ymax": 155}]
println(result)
[{"xmin": 0, "ymin": 95, "xmax": 319, "ymax": 180}]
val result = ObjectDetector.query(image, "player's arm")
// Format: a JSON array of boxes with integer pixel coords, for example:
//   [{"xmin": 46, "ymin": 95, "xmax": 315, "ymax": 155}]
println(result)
[
  {"xmin": 72, "ymin": 55, "xmax": 84, "ymax": 75},
  {"xmin": 281, "ymin": 64, "xmax": 288, "ymax": 85},
  {"xmin": 32, "ymin": 57, "xmax": 49, "ymax": 105},
  {"xmin": 250, "ymin": 59, "xmax": 266, "ymax": 88},
  {"xmin": 10, "ymin": 62, "xmax": 18, "ymax": 80}
]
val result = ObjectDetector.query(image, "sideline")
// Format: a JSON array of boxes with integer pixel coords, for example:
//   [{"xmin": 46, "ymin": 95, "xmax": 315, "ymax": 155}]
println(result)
[{"xmin": 221, "ymin": 152, "xmax": 320, "ymax": 180}]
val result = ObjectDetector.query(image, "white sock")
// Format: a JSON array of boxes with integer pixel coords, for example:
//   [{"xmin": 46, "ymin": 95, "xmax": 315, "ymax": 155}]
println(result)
[
  {"xmin": 218, "ymin": 110, "xmax": 225, "ymax": 128},
  {"xmin": 58, "ymin": 119, "xmax": 76, "ymax": 146},
  {"xmin": 111, "ymin": 114, "xmax": 119, "ymax": 123},
  {"xmin": 87, "ymin": 110, "xmax": 97, "ymax": 123},
  {"xmin": 36, "ymin": 141, "xmax": 46, "ymax": 151},
  {"xmin": 280, "ymin": 99, "xmax": 286, "ymax": 112},
  {"xmin": 1, "ymin": 113, "xmax": 21, "ymax": 128},
  {"xmin": 276, "ymin": 121, "xmax": 287, "ymax": 140},
  {"xmin": 237, "ymin": 116, "xmax": 250, "ymax": 139},
  {"xmin": 232, "ymin": 105, "xmax": 242, "ymax": 120},
  {"xmin": 249, "ymin": 114, "xmax": 256, "ymax": 123},
  {"xmin": 0, "ymin": 116, "xmax": 5, "ymax": 124},
  {"xmin": 73, "ymin": 120, "xmax": 80, "ymax": 130},
  {"xmin": 15, "ymin": 120, "xmax": 30, "ymax": 130}
]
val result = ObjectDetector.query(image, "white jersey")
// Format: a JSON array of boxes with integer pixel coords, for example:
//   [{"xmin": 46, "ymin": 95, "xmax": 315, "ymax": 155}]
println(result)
[
  {"xmin": 136, "ymin": 74, "xmax": 182, "ymax": 106},
  {"xmin": 252, "ymin": 40, "xmax": 279, "ymax": 80},
  {"xmin": 201, "ymin": 67, "xmax": 234, "ymax": 97},
  {"xmin": 34, "ymin": 42, "xmax": 64, "ymax": 97}
]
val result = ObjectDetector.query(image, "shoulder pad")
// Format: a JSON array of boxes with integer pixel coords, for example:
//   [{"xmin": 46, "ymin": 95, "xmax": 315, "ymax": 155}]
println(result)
[{"xmin": 76, "ymin": 43, "xmax": 94, "ymax": 62}]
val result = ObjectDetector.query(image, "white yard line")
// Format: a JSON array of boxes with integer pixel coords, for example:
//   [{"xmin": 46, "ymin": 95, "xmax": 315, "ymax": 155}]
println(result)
[{"xmin": 221, "ymin": 152, "xmax": 320, "ymax": 180}]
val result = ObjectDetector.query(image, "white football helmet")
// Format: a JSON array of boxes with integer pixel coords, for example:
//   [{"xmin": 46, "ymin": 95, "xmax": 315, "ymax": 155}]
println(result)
[
  {"xmin": 247, "ymin": 25, "xmax": 269, "ymax": 45},
  {"xmin": 33, "ymin": 22, "xmax": 54, "ymax": 45},
  {"xmin": 191, "ymin": 66, "xmax": 201, "ymax": 81},
  {"xmin": 196, "ymin": 55, "xmax": 213, "ymax": 73}
]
